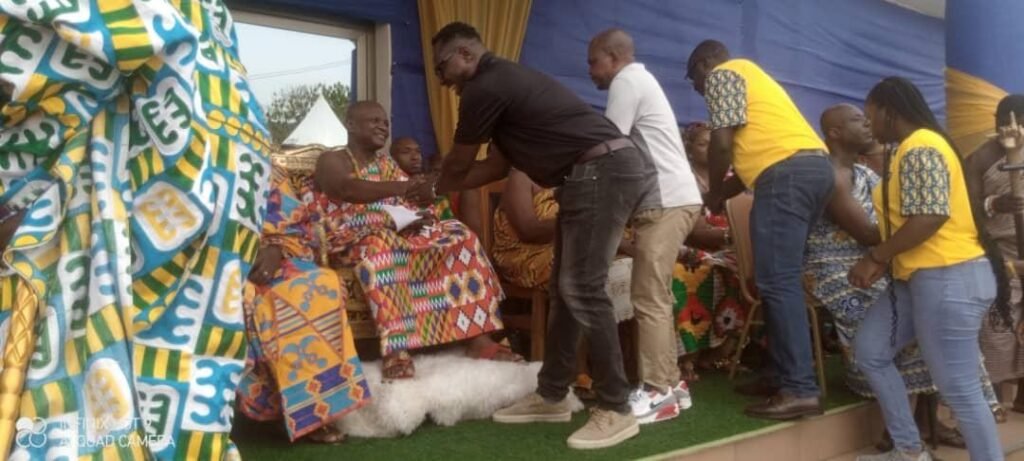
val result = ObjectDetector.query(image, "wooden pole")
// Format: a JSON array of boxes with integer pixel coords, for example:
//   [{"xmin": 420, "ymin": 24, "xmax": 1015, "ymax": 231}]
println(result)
[{"xmin": 1002, "ymin": 114, "xmax": 1024, "ymax": 258}]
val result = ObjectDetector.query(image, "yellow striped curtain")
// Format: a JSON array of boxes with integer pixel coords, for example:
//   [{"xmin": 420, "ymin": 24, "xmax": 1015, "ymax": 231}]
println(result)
[{"xmin": 947, "ymin": 68, "xmax": 1007, "ymax": 156}]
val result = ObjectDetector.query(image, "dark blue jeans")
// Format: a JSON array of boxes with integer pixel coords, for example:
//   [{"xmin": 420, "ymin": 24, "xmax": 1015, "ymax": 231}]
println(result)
[
  {"xmin": 751, "ymin": 153, "xmax": 834, "ymax": 398},
  {"xmin": 537, "ymin": 146, "xmax": 656, "ymax": 412}
]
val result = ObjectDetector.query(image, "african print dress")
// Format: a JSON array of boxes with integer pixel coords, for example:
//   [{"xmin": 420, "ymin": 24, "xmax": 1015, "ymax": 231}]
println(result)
[
  {"xmin": 0, "ymin": 2, "xmax": 268, "ymax": 459},
  {"xmin": 805, "ymin": 165, "xmax": 933, "ymax": 397},
  {"xmin": 491, "ymin": 189, "xmax": 558, "ymax": 289},
  {"xmin": 673, "ymin": 212, "xmax": 747, "ymax": 354},
  {"xmin": 310, "ymin": 151, "xmax": 504, "ymax": 357},
  {"xmin": 237, "ymin": 168, "xmax": 370, "ymax": 441}
]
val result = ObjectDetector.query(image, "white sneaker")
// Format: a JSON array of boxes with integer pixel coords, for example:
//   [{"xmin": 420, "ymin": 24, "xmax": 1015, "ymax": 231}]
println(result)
[
  {"xmin": 628, "ymin": 386, "xmax": 680, "ymax": 424},
  {"xmin": 672, "ymin": 380, "xmax": 694, "ymax": 410},
  {"xmin": 856, "ymin": 449, "xmax": 932, "ymax": 461}
]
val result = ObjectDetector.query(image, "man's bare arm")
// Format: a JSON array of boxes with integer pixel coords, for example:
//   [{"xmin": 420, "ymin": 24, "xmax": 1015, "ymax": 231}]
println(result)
[
  {"xmin": 705, "ymin": 127, "xmax": 737, "ymax": 211},
  {"xmin": 436, "ymin": 143, "xmax": 511, "ymax": 193},
  {"xmin": 315, "ymin": 150, "xmax": 409, "ymax": 203}
]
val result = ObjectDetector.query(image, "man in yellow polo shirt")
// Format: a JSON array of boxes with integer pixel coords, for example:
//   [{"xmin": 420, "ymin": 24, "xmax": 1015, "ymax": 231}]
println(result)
[{"xmin": 685, "ymin": 40, "xmax": 832, "ymax": 420}]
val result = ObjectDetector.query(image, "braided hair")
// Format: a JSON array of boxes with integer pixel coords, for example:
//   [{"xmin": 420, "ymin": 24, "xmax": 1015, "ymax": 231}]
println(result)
[{"xmin": 867, "ymin": 77, "xmax": 1013, "ymax": 331}]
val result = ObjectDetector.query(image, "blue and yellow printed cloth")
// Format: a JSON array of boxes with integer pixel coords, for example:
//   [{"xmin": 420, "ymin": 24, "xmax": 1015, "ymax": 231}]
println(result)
[{"xmin": 0, "ymin": 1, "xmax": 269, "ymax": 459}]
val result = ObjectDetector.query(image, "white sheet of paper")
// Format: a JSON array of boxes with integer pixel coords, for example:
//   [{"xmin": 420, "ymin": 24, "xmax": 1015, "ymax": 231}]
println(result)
[{"xmin": 380, "ymin": 204, "xmax": 421, "ymax": 232}]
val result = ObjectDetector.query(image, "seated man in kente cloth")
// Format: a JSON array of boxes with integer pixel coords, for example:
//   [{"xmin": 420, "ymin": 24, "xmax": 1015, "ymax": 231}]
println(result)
[{"xmin": 313, "ymin": 101, "xmax": 520, "ymax": 379}]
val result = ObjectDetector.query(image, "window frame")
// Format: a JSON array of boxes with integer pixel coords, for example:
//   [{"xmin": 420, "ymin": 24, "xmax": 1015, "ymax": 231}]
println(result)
[{"xmin": 228, "ymin": 7, "xmax": 392, "ymax": 114}]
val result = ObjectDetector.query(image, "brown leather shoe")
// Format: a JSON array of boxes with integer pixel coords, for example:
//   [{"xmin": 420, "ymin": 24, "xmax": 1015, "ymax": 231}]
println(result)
[
  {"xmin": 744, "ymin": 393, "xmax": 823, "ymax": 420},
  {"xmin": 733, "ymin": 379, "xmax": 779, "ymax": 397}
]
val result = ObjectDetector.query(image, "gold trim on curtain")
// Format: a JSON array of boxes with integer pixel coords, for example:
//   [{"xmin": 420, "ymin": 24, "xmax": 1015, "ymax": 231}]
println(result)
[
  {"xmin": 417, "ymin": 0, "xmax": 533, "ymax": 156},
  {"xmin": 946, "ymin": 67, "xmax": 1008, "ymax": 156}
]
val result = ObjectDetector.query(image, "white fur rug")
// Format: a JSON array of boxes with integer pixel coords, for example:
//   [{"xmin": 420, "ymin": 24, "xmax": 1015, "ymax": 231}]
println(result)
[{"xmin": 335, "ymin": 351, "xmax": 584, "ymax": 438}]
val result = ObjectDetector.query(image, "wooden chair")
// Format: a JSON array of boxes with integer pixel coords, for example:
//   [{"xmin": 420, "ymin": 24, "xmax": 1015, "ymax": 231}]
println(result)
[
  {"xmin": 477, "ymin": 180, "xmax": 549, "ymax": 361},
  {"xmin": 724, "ymin": 193, "xmax": 827, "ymax": 397}
]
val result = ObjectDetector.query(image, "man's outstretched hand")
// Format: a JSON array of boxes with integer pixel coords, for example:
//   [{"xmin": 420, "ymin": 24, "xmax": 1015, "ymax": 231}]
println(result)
[{"xmin": 405, "ymin": 174, "xmax": 437, "ymax": 208}]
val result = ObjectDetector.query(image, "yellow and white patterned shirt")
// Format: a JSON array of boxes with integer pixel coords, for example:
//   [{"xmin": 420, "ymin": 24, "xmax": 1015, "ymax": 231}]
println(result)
[
  {"xmin": 873, "ymin": 128, "xmax": 985, "ymax": 280},
  {"xmin": 704, "ymin": 59, "xmax": 826, "ymax": 187}
]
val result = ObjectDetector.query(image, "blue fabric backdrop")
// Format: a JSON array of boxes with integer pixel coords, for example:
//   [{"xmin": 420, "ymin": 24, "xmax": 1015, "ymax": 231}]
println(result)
[
  {"xmin": 235, "ymin": 0, "xmax": 944, "ymax": 154},
  {"xmin": 946, "ymin": 0, "xmax": 1024, "ymax": 93},
  {"xmin": 520, "ymin": 0, "xmax": 946, "ymax": 131}
]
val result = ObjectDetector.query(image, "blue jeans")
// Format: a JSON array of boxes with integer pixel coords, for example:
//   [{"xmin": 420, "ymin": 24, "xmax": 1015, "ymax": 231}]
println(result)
[
  {"xmin": 855, "ymin": 259, "xmax": 1003, "ymax": 460},
  {"xmin": 751, "ymin": 153, "xmax": 834, "ymax": 398},
  {"xmin": 537, "ymin": 146, "xmax": 656, "ymax": 412}
]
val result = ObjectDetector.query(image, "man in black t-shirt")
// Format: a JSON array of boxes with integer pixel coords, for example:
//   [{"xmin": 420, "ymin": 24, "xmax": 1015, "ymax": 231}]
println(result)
[{"xmin": 426, "ymin": 22, "xmax": 656, "ymax": 450}]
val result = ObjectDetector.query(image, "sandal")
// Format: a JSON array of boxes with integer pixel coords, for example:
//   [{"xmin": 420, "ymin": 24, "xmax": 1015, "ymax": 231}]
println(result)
[
  {"xmin": 306, "ymin": 425, "xmax": 345, "ymax": 444},
  {"xmin": 382, "ymin": 351, "xmax": 416, "ymax": 380},
  {"xmin": 469, "ymin": 342, "xmax": 524, "ymax": 362}
]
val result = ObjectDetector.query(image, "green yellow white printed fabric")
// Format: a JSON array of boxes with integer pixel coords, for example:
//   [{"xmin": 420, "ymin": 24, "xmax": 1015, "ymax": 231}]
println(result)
[{"xmin": 0, "ymin": 0, "xmax": 270, "ymax": 459}]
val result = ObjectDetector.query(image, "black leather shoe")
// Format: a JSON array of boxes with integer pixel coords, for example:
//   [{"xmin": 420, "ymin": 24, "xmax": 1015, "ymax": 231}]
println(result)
[
  {"xmin": 733, "ymin": 379, "xmax": 779, "ymax": 397},
  {"xmin": 744, "ymin": 393, "xmax": 823, "ymax": 420}
]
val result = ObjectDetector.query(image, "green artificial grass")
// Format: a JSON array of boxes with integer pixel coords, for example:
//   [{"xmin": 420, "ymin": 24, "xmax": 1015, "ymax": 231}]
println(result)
[{"xmin": 233, "ymin": 356, "xmax": 863, "ymax": 461}]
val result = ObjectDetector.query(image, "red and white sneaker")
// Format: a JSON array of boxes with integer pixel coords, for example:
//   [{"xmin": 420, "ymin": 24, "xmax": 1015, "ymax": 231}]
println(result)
[
  {"xmin": 672, "ymin": 380, "xmax": 694, "ymax": 410},
  {"xmin": 628, "ymin": 387, "xmax": 680, "ymax": 424}
]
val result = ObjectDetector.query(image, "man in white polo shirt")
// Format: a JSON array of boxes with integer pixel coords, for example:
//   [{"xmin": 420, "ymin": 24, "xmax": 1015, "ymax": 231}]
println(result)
[{"xmin": 588, "ymin": 28, "xmax": 703, "ymax": 424}]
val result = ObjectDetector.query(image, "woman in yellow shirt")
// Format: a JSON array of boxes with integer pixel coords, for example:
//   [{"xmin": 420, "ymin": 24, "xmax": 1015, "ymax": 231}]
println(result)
[{"xmin": 849, "ymin": 77, "xmax": 1010, "ymax": 461}]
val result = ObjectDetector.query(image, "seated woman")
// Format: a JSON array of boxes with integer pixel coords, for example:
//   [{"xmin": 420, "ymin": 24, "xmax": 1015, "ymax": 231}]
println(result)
[
  {"xmin": 238, "ymin": 166, "xmax": 370, "ymax": 444},
  {"xmin": 673, "ymin": 122, "xmax": 747, "ymax": 381},
  {"xmin": 391, "ymin": 136, "xmax": 455, "ymax": 220},
  {"xmin": 313, "ymin": 101, "xmax": 519, "ymax": 380},
  {"xmin": 492, "ymin": 168, "xmax": 558, "ymax": 289}
]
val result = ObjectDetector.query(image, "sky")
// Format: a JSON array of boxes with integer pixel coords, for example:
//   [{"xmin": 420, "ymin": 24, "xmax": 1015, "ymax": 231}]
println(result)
[{"xmin": 234, "ymin": 22, "xmax": 355, "ymax": 109}]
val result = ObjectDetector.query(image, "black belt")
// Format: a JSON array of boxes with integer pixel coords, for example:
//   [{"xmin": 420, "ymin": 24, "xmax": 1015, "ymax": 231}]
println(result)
[{"xmin": 575, "ymin": 138, "xmax": 633, "ymax": 164}]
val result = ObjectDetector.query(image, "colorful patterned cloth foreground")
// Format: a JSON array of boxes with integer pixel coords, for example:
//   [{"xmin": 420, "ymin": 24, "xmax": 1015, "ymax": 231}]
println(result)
[
  {"xmin": 314, "ymin": 152, "xmax": 504, "ymax": 357},
  {"xmin": 0, "ymin": 2, "xmax": 269, "ymax": 459},
  {"xmin": 239, "ymin": 260, "xmax": 370, "ymax": 441},
  {"xmin": 673, "ymin": 213, "xmax": 746, "ymax": 354},
  {"xmin": 237, "ymin": 169, "xmax": 370, "ymax": 441}
]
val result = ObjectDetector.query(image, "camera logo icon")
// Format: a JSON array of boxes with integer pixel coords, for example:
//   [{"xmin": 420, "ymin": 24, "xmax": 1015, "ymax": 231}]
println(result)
[{"xmin": 14, "ymin": 417, "xmax": 47, "ymax": 449}]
